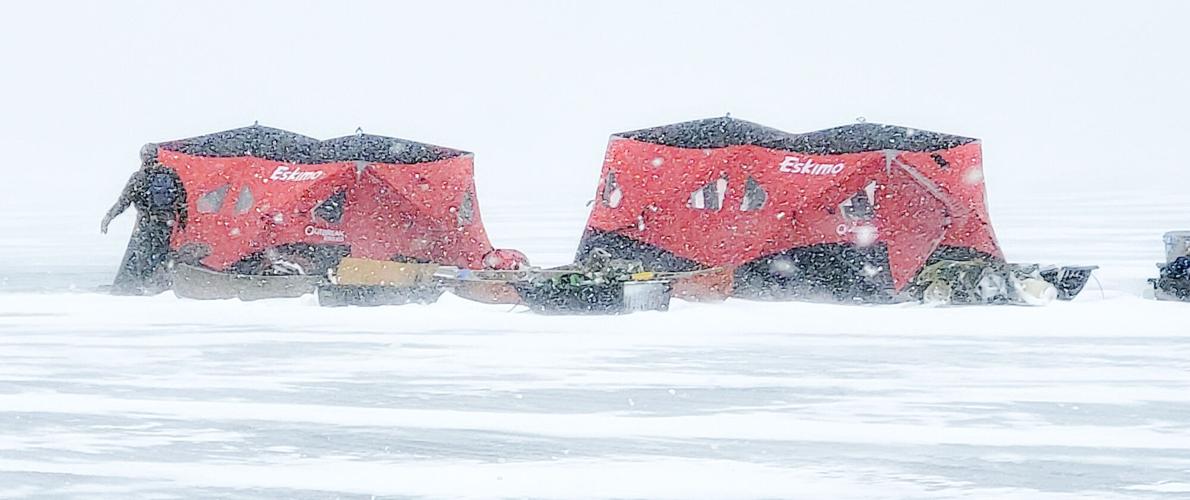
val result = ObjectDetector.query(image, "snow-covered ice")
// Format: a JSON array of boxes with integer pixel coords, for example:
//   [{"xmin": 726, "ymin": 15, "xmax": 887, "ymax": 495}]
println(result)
[
  {"xmin": 0, "ymin": 190, "xmax": 1188, "ymax": 499},
  {"xmin": 3, "ymin": 1, "xmax": 1190, "ymax": 497}
]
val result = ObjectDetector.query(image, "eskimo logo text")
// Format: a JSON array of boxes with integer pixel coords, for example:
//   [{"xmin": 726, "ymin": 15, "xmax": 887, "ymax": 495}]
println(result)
[
  {"xmin": 270, "ymin": 166, "xmax": 325, "ymax": 182},
  {"xmin": 305, "ymin": 226, "xmax": 345, "ymax": 242},
  {"xmin": 778, "ymin": 156, "xmax": 845, "ymax": 175}
]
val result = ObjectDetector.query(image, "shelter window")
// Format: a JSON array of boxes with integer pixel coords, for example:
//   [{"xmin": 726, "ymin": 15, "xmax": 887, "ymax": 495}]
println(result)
[
  {"xmin": 688, "ymin": 177, "xmax": 727, "ymax": 211},
  {"xmin": 601, "ymin": 172, "xmax": 623, "ymax": 208},
  {"xmin": 740, "ymin": 176, "xmax": 768, "ymax": 212},
  {"xmin": 313, "ymin": 190, "xmax": 347, "ymax": 224},
  {"xmin": 840, "ymin": 181, "xmax": 878, "ymax": 221},
  {"xmin": 457, "ymin": 190, "xmax": 475, "ymax": 226},
  {"xmin": 196, "ymin": 184, "xmax": 231, "ymax": 214},
  {"xmin": 233, "ymin": 186, "xmax": 254, "ymax": 215}
]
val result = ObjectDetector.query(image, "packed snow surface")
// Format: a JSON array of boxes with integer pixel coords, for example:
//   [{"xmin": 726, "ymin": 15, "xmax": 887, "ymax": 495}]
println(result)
[
  {"xmin": 0, "ymin": 190, "xmax": 1187, "ymax": 499},
  {"xmin": 2, "ymin": 0, "xmax": 1189, "ymax": 496}
]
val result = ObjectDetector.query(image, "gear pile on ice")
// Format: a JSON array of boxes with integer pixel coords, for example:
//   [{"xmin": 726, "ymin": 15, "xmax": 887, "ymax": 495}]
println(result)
[
  {"xmin": 908, "ymin": 259, "xmax": 1057, "ymax": 306},
  {"xmin": 1151, "ymin": 231, "xmax": 1190, "ymax": 301},
  {"xmin": 539, "ymin": 249, "xmax": 646, "ymax": 290},
  {"xmin": 511, "ymin": 249, "xmax": 673, "ymax": 314}
]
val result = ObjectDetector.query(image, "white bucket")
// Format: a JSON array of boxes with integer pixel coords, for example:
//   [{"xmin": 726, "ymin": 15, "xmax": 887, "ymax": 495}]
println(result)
[
  {"xmin": 1015, "ymin": 277, "xmax": 1058, "ymax": 306},
  {"xmin": 1164, "ymin": 231, "xmax": 1190, "ymax": 263},
  {"xmin": 622, "ymin": 281, "xmax": 672, "ymax": 312}
]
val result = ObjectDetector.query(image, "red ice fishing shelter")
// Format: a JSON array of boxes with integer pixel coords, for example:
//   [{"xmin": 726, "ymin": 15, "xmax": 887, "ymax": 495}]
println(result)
[
  {"xmin": 155, "ymin": 125, "xmax": 505, "ymax": 274},
  {"xmin": 577, "ymin": 117, "xmax": 1003, "ymax": 302}
]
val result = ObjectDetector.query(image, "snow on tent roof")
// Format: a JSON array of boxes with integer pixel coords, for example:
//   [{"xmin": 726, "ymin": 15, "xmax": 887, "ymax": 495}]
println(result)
[
  {"xmin": 158, "ymin": 125, "xmax": 321, "ymax": 163},
  {"xmin": 788, "ymin": 122, "xmax": 977, "ymax": 155},
  {"xmin": 615, "ymin": 117, "xmax": 801, "ymax": 150},
  {"xmin": 316, "ymin": 133, "xmax": 469, "ymax": 164},
  {"xmin": 614, "ymin": 117, "xmax": 977, "ymax": 154},
  {"xmin": 157, "ymin": 126, "xmax": 471, "ymax": 165}
]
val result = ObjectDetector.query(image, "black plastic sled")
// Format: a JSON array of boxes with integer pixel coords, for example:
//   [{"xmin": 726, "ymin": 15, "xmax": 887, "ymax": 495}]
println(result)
[{"xmin": 514, "ymin": 279, "xmax": 672, "ymax": 315}]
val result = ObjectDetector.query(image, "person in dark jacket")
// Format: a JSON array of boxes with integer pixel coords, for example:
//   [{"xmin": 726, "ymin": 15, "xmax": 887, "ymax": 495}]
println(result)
[{"xmin": 101, "ymin": 144, "xmax": 188, "ymax": 295}]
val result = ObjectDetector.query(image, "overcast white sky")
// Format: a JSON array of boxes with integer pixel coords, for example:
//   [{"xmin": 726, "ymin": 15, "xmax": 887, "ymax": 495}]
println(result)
[{"xmin": 1, "ymin": 0, "xmax": 1187, "ymax": 215}]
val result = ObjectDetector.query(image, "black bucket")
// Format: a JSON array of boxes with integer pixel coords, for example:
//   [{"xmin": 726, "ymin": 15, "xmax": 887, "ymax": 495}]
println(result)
[{"xmin": 1039, "ymin": 266, "xmax": 1098, "ymax": 301}]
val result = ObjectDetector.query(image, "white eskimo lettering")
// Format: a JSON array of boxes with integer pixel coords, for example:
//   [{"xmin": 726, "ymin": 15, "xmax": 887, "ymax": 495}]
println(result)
[
  {"xmin": 778, "ymin": 156, "xmax": 845, "ymax": 175},
  {"xmin": 304, "ymin": 225, "xmax": 345, "ymax": 242},
  {"xmin": 270, "ymin": 165, "xmax": 325, "ymax": 182}
]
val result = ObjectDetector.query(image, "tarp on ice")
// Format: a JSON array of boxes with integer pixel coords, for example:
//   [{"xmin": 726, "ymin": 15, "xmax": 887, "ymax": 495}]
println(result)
[{"xmin": 576, "ymin": 117, "xmax": 1003, "ymax": 302}]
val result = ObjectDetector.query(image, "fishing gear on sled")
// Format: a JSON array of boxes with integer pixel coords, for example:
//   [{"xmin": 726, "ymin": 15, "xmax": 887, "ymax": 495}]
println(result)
[
  {"xmin": 906, "ymin": 259, "xmax": 1058, "ymax": 306},
  {"xmin": 1151, "ymin": 231, "xmax": 1190, "ymax": 301}
]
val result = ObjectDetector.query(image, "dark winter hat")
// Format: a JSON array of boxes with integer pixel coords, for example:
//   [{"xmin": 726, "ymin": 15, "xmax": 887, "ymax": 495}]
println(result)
[{"xmin": 140, "ymin": 143, "xmax": 159, "ymax": 165}]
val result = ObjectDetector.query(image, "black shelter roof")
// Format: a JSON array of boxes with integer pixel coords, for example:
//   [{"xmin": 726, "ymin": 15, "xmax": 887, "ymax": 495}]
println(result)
[
  {"xmin": 158, "ymin": 125, "xmax": 321, "ymax": 163},
  {"xmin": 155, "ymin": 125, "xmax": 469, "ymax": 165},
  {"xmin": 789, "ymin": 122, "xmax": 977, "ymax": 155},
  {"xmin": 614, "ymin": 117, "xmax": 978, "ymax": 154},
  {"xmin": 615, "ymin": 117, "xmax": 800, "ymax": 150},
  {"xmin": 316, "ymin": 133, "xmax": 468, "ymax": 164}
]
